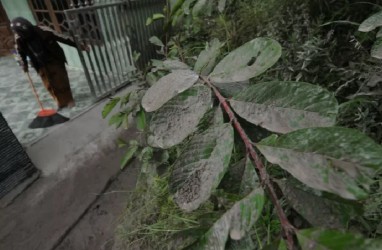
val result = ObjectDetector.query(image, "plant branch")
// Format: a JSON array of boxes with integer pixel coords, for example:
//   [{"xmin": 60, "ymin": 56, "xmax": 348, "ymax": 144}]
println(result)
[{"xmin": 200, "ymin": 76, "xmax": 296, "ymax": 249}]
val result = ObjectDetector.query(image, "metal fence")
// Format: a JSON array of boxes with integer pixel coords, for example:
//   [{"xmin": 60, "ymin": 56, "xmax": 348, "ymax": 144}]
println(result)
[
  {"xmin": 65, "ymin": 0, "xmax": 165, "ymax": 100},
  {"xmin": 0, "ymin": 113, "xmax": 38, "ymax": 199}
]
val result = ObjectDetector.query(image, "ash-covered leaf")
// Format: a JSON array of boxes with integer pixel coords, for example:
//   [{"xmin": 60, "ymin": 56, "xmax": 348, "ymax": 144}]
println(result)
[
  {"xmin": 214, "ymin": 81, "xmax": 251, "ymax": 98},
  {"xmin": 240, "ymin": 158, "xmax": 259, "ymax": 196},
  {"xmin": 149, "ymin": 36, "xmax": 164, "ymax": 47},
  {"xmin": 277, "ymin": 178, "xmax": 360, "ymax": 229},
  {"xmin": 163, "ymin": 59, "xmax": 190, "ymax": 71},
  {"xmin": 218, "ymin": 0, "xmax": 227, "ymax": 13},
  {"xmin": 230, "ymin": 81, "xmax": 338, "ymax": 133},
  {"xmin": 148, "ymin": 85, "xmax": 212, "ymax": 149},
  {"xmin": 210, "ymin": 38, "xmax": 281, "ymax": 83},
  {"xmin": 257, "ymin": 127, "xmax": 382, "ymax": 200},
  {"xmin": 142, "ymin": 70, "xmax": 199, "ymax": 112},
  {"xmin": 359, "ymin": 11, "xmax": 382, "ymax": 32},
  {"xmin": 190, "ymin": 189, "xmax": 265, "ymax": 248},
  {"xmin": 194, "ymin": 39, "xmax": 224, "ymax": 75},
  {"xmin": 170, "ymin": 123, "xmax": 234, "ymax": 211},
  {"xmin": 371, "ymin": 37, "xmax": 382, "ymax": 59}
]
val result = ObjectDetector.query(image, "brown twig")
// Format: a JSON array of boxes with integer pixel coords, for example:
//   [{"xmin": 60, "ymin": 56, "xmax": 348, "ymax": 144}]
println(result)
[{"xmin": 200, "ymin": 76, "xmax": 295, "ymax": 249}]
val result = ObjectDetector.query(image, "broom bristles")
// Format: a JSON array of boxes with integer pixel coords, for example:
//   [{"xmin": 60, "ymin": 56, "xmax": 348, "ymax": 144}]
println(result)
[{"xmin": 28, "ymin": 110, "xmax": 69, "ymax": 129}]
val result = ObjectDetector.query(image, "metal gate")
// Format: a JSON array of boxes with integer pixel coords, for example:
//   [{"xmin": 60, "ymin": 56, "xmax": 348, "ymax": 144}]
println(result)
[{"xmin": 65, "ymin": 0, "xmax": 165, "ymax": 100}]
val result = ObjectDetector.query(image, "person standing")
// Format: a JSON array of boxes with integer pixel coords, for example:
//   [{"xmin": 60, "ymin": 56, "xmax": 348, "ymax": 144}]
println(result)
[{"xmin": 11, "ymin": 17, "xmax": 82, "ymax": 110}]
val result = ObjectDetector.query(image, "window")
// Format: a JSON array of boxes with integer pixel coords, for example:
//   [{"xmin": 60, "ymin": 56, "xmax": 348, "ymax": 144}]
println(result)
[
  {"xmin": 28, "ymin": 0, "xmax": 103, "ymax": 44},
  {"xmin": 28, "ymin": 0, "xmax": 95, "ymax": 34},
  {"xmin": 29, "ymin": 0, "xmax": 70, "ymax": 33}
]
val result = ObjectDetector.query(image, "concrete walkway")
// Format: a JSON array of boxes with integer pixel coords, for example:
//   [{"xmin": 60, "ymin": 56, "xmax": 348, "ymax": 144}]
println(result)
[
  {"xmin": 0, "ymin": 56, "xmax": 93, "ymax": 144},
  {"xmin": 0, "ymin": 85, "xmax": 139, "ymax": 250}
]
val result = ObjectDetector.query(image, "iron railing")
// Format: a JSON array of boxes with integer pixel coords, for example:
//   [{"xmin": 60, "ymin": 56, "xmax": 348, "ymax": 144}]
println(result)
[{"xmin": 65, "ymin": 0, "xmax": 165, "ymax": 99}]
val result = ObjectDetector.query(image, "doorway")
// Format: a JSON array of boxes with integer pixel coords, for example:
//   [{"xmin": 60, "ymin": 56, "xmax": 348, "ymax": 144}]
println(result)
[{"xmin": 0, "ymin": 2, "xmax": 14, "ymax": 56}]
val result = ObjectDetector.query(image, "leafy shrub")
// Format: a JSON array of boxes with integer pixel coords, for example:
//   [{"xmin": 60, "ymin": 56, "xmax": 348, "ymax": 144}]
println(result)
[{"xmin": 106, "ymin": 1, "xmax": 382, "ymax": 249}]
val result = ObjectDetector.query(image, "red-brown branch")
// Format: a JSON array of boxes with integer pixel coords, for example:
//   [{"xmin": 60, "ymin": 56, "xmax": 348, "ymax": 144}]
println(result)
[{"xmin": 201, "ymin": 76, "xmax": 295, "ymax": 249}]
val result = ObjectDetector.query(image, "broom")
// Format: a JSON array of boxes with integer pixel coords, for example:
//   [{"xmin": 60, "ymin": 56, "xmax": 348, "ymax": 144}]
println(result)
[{"xmin": 26, "ymin": 72, "xmax": 69, "ymax": 129}]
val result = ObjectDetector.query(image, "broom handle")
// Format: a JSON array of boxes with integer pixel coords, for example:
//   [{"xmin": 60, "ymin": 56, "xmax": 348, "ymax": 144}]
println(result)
[{"xmin": 26, "ymin": 72, "xmax": 45, "ymax": 111}]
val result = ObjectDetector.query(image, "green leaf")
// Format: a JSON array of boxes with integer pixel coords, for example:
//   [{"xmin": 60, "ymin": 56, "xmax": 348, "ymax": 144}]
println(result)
[
  {"xmin": 120, "ymin": 92, "xmax": 131, "ymax": 107},
  {"xmin": 149, "ymin": 36, "xmax": 164, "ymax": 47},
  {"xmin": 278, "ymin": 240, "xmax": 287, "ymax": 250},
  {"xmin": 142, "ymin": 70, "xmax": 199, "ymax": 112},
  {"xmin": 262, "ymin": 240, "xmax": 285, "ymax": 250},
  {"xmin": 136, "ymin": 109, "xmax": 146, "ymax": 131},
  {"xmin": 359, "ymin": 11, "xmax": 382, "ymax": 32},
  {"xmin": 146, "ymin": 17, "xmax": 153, "ymax": 26},
  {"xmin": 146, "ymin": 72, "xmax": 158, "ymax": 86},
  {"xmin": 256, "ymin": 127, "xmax": 382, "ymax": 200},
  {"xmin": 139, "ymin": 146, "xmax": 154, "ymax": 173},
  {"xmin": 109, "ymin": 112, "xmax": 125, "ymax": 128},
  {"xmin": 192, "ymin": 0, "xmax": 207, "ymax": 16},
  {"xmin": 226, "ymin": 236, "xmax": 255, "ymax": 250},
  {"xmin": 210, "ymin": 38, "xmax": 282, "ymax": 83},
  {"xmin": 230, "ymin": 81, "xmax": 338, "ymax": 134},
  {"xmin": 121, "ymin": 145, "xmax": 139, "ymax": 169},
  {"xmin": 133, "ymin": 51, "xmax": 141, "ymax": 62},
  {"xmin": 371, "ymin": 37, "xmax": 382, "ymax": 59},
  {"xmin": 117, "ymin": 138, "xmax": 127, "ymax": 148},
  {"xmin": 191, "ymin": 189, "xmax": 265, "ymax": 248},
  {"xmin": 277, "ymin": 178, "xmax": 360, "ymax": 229},
  {"xmin": 170, "ymin": 123, "xmax": 234, "ymax": 211},
  {"xmin": 297, "ymin": 228, "xmax": 382, "ymax": 249},
  {"xmin": 148, "ymin": 85, "xmax": 212, "ymax": 149},
  {"xmin": 153, "ymin": 13, "xmax": 165, "ymax": 20},
  {"xmin": 129, "ymin": 140, "xmax": 139, "ymax": 146},
  {"xmin": 194, "ymin": 39, "xmax": 224, "ymax": 75},
  {"xmin": 182, "ymin": 0, "xmax": 196, "ymax": 15},
  {"xmin": 102, "ymin": 97, "xmax": 121, "ymax": 118}
]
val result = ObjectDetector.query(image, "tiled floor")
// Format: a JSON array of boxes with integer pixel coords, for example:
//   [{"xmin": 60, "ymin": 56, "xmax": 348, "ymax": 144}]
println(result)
[{"xmin": 0, "ymin": 56, "xmax": 93, "ymax": 144}]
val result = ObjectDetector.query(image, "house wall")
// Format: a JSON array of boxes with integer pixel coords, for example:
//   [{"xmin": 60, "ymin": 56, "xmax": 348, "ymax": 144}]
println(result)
[{"xmin": 0, "ymin": 0, "xmax": 83, "ymax": 69}]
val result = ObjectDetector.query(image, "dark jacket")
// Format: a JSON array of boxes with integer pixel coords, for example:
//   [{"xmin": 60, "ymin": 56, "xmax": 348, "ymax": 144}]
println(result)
[{"xmin": 15, "ymin": 26, "xmax": 77, "ymax": 71}]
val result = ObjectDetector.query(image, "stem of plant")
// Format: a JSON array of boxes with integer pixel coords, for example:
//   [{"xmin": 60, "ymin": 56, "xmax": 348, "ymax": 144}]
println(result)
[{"xmin": 201, "ymin": 76, "xmax": 296, "ymax": 249}]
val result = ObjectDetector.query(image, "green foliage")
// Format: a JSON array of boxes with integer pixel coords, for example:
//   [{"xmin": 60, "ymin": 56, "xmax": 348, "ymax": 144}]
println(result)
[
  {"xmin": 297, "ymin": 228, "xmax": 382, "ymax": 249},
  {"xmin": 136, "ymin": 109, "xmax": 146, "ymax": 131},
  {"xmin": 111, "ymin": 0, "xmax": 382, "ymax": 249},
  {"xmin": 102, "ymin": 97, "xmax": 120, "ymax": 118},
  {"xmin": 120, "ymin": 144, "xmax": 139, "ymax": 170}
]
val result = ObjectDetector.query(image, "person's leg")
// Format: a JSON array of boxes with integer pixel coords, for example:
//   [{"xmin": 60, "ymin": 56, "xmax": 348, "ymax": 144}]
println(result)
[
  {"xmin": 40, "ymin": 61, "xmax": 75, "ymax": 109},
  {"xmin": 39, "ymin": 67, "xmax": 59, "ymax": 105}
]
